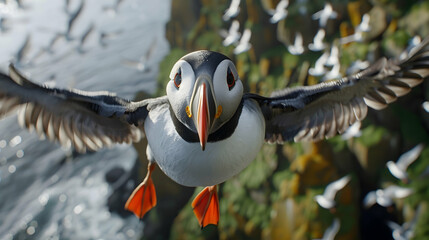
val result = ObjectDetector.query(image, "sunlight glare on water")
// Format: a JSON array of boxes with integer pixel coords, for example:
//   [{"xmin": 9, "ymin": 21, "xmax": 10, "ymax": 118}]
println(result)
[
  {"xmin": 9, "ymin": 135, "xmax": 22, "ymax": 147},
  {"xmin": 16, "ymin": 149, "xmax": 24, "ymax": 158}
]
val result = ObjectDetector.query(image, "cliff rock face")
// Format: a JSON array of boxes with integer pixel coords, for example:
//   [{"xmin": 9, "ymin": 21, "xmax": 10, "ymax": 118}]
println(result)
[{"xmin": 145, "ymin": 0, "xmax": 429, "ymax": 239}]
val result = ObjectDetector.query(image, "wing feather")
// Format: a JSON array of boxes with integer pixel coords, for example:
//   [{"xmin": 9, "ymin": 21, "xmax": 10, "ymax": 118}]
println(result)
[
  {"xmin": 247, "ymin": 37, "xmax": 429, "ymax": 142},
  {"xmin": 324, "ymin": 107, "xmax": 336, "ymax": 138},
  {"xmin": 0, "ymin": 65, "xmax": 168, "ymax": 153}
]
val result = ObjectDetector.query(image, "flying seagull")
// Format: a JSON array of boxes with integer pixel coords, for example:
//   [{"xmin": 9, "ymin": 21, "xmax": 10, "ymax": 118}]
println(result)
[
  {"xmin": 322, "ymin": 61, "xmax": 342, "ymax": 81},
  {"xmin": 340, "ymin": 31, "xmax": 363, "ymax": 45},
  {"xmin": 386, "ymin": 203, "xmax": 422, "ymax": 240},
  {"xmin": 222, "ymin": 0, "xmax": 240, "ymax": 21},
  {"xmin": 1, "ymin": 38, "xmax": 429, "ymax": 227},
  {"xmin": 386, "ymin": 144, "xmax": 424, "ymax": 183},
  {"xmin": 341, "ymin": 121, "xmax": 362, "ymax": 140},
  {"xmin": 308, "ymin": 29, "xmax": 327, "ymax": 52},
  {"xmin": 363, "ymin": 185, "xmax": 413, "ymax": 208},
  {"xmin": 314, "ymin": 218, "xmax": 341, "ymax": 240},
  {"xmin": 220, "ymin": 20, "xmax": 241, "ymax": 47},
  {"xmin": 406, "ymin": 36, "xmax": 422, "ymax": 53},
  {"xmin": 233, "ymin": 28, "xmax": 252, "ymax": 55},
  {"xmin": 387, "ymin": 221, "xmax": 415, "ymax": 240},
  {"xmin": 312, "ymin": 3, "xmax": 337, "ymax": 28},
  {"xmin": 266, "ymin": 0, "xmax": 289, "ymax": 24},
  {"xmin": 287, "ymin": 32, "xmax": 305, "ymax": 55},
  {"xmin": 325, "ymin": 45, "xmax": 339, "ymax": 67},
  {"xmin": 308, "ymin": 51, "xmax": 328, "ymax": 76},
  {"xmin": 314, "ymin": 175, "xmax": 351, "ymax": 210},
  {"xmin": 401, "ymin": 36, "xmax": 423, "ymax": 60},
  {"xmin": 346, "ymin": 59, "xmax": 370, "ymax": 75},
  {"xmin": 356, "ymin": 13, "xmax": 371, "ymax": 33}
]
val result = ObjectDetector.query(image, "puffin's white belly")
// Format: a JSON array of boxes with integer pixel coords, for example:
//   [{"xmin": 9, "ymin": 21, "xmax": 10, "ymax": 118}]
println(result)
[{"xmin": 144, "ymin": 101, "xmax": 265, "ymax": 187}]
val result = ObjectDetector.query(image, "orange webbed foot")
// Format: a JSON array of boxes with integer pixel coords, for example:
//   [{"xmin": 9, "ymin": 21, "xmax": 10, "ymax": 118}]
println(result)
[
  {"xmin": 192, "ymin": 185, "xmax": 219, "ymax": 228},
  {"xmin": 125, "ymin": 163, "xmax": 157, "ymax": 219}
]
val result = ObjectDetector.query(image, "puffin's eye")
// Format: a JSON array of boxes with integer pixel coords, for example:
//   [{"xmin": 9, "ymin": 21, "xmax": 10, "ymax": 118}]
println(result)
[
  {"xmin": 226, "ymin": 68, "xmax": 235, "ymax": 90},
  {"xmin": 174, "ymin": 68, "xmax": 182, "ymax": 89}
]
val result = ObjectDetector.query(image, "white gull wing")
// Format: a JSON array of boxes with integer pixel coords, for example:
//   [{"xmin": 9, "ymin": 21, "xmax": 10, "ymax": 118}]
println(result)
[
  {"xmin": 364, "ymin": 185, "xmax": 413, "ymax": 208},
  {"xmin": 386, "ymin": 161, "xmax": 408, "ymax": 180},
  {"xmin": 245, "ymin": 37, "xmax": 429, "ymax": 143},
  {"xmin": 386, "ymin": 221, "xmax": 402, "ymax": 232},
  {"xmin": 386, "ymin": 204, "xmax": 421, "ymax": 240},
  {"xmin": 387, "ymin": 143, "xmax": 424, "ymax": 180},
  {"xmin": 275, "ymin": 0, "xmax": 289, "ymax": 12},
  {"xmin": 356, "ymin": 13, "xmax": 371, "ymax": 32},
  {"xmin": 0, "ymin": 64, "xmax": 168, "ymax": 153},
  {"xmin": 322, "ymin": 218, "xmax": 340, "ymax": 240},
  {"xmin": 312, "ymin": 3, "xmax": 337, "ymax": 27},
  {"xmin": 269, "ymin": 0, "xmax": 289, "ymax": 23},
  {"xmin": 396, "ymin": 143, "xmax": 424, "ymax": 170},
  {"xmin": 405, "ymin": 36, "xmax": 422, "ymax": 55},
  {"xmin": 346, "ymin": 60, "xmax": 370, "ymax": 75},
  {"xmin": 322, "ymin": 61, "xmax": 341, "ymax": 81},
  {"xmin": 288, "ymin": 32, "xmax": 304, "ymax": 55},
  {"xmin": 383, "ymin": 185, "xmax": 413, "ymax": 199},
  {"xmin": 314, "ymin": 175, "xmax": 350, "ymax": 209},
  {"xmin": 308, "ymin": 29, "xmax": 326, "ymax": 51},
  {"xmin": 222, "ymin": 20, "xmax": 241, "ymax": 46},
  {"xmin": 322, "ymin": 175, "xmax": 351, "ymax": 200},
  {"xmin": 387, "ymin": 220, "xmax": 414, "ymax": 240},
  {"xmin": 325, "ymin": 45, "xmax": 339, "ymax": 66},
  {"xmin": 363, "ymin": 190, "xmax": 377, "ymax": 208},
  {"xmin": 239, "ymin": 28, "xmax": 251, "ymax": 45},
  {"xmin": 233, "ymin": 28, "xmax": 252, "ymax": 54},
  {"xmin": 309, "ymin": 52, "xmax": 329, "ymax": 76},
  {"xmin": 222, "ymin": 0, "xmax": 241, "ymax": 21},
  {"xmin": 341, "ymin": 121, "xmax": 361, "ymax": 140},
  {"xmin": 313, "ymin": 218, "xmax": 341, "ymax": 240},
  {"xmin": 314, "ymin": 195, "xmax": 335, "ymax": 209}
]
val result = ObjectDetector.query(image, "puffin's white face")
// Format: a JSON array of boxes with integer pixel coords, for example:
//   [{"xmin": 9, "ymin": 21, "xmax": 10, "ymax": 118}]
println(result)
[{"xmin": 166, "ymin": 50, "xmax": 243, "ymax": 150}]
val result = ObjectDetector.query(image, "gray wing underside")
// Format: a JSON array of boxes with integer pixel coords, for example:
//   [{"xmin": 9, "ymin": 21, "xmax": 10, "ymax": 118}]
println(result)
[
  {"xmin": 247, "ymin": 37, "xmax": 429, "ymax": 143},
  {"xmin": 0, "ymin": 64, "xmax": 168, "ymax": 153}
]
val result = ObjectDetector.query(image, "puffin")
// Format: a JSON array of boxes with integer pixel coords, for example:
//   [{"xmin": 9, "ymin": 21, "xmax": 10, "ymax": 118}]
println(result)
[{"xmin": 1, "ymin": 38, "xmax": 429, "ymax": 227}]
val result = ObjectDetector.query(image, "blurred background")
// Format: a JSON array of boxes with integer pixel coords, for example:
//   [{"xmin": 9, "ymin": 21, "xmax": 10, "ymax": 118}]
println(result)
[{"xmin": 1, "ymin": 0, "xmax": 429, "ymax": 239}]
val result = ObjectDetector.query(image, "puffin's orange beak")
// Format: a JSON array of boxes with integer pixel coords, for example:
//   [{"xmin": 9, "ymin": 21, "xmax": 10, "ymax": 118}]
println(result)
[
  {"xmin": 189, "ymin": 74, "xmax": 217, "ymax": 151},
  {"xmin": 197, "ymin": 83, "xmax": 209, "ymax": 150}
]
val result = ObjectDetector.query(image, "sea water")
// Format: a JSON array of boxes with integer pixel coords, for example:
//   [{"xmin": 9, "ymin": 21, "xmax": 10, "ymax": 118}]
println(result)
[{"xmin": 0, "ymin": 0, "xmax": 171, "ymax": 239}]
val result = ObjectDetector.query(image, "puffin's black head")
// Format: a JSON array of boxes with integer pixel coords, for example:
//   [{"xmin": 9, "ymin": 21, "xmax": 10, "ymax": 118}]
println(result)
[
  {"xmin": 166, "ymin": 50, "xmax": 243, "ymax": 150},
  {"xmin": 181, "ymin": 51, "xmax": 230, "ymax": 77}
]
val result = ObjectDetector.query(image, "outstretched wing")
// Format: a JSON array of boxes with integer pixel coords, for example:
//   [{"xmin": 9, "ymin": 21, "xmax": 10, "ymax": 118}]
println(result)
[
  {"xmin": 0, "ymin": 64, "xmax": 168, "ymax": 152},
  {"xmin": 323, "ymin": 175, "xmax": 351, "ymax": 200},
  {"xmin": 246, "ymin": 37, "xmax": 429, "ymax": 143},
  {"xmin": 396, "ymin": 143, "xmax": 424, "ymax": 170}
]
